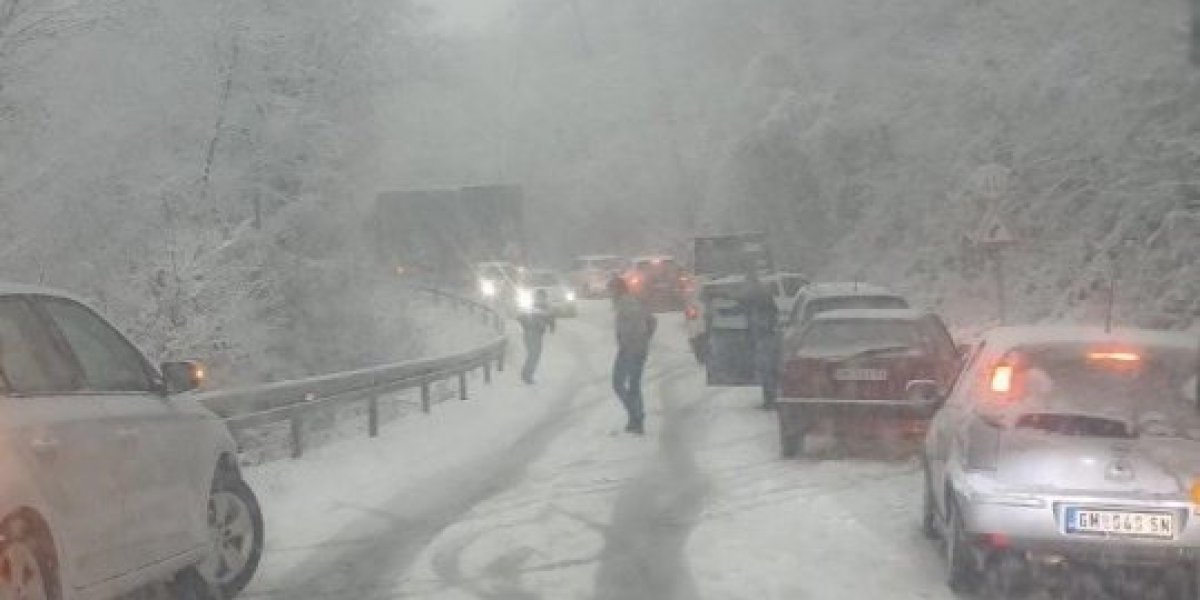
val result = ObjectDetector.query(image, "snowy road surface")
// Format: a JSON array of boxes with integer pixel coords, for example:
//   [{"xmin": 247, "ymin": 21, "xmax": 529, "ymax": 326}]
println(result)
[{"xmin": 240, "ymin": 301, "xmax": 953, "ymax": 600}]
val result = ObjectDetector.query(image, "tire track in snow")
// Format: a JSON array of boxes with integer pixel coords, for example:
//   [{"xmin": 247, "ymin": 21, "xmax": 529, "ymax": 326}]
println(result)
[
  {"xmin": 592, "ymin": 350, "xmax": 716, "ymax": 600},
  {"xmin": 247, "ymin": 318, "xmax": 609, "ymax": 599}
]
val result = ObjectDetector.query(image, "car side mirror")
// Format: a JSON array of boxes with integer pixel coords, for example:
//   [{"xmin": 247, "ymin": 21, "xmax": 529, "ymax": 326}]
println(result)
[
  {"xmin": 161, "ymin": 360, "xmax": 206, "ymax": 394},
  {"xmin": 906, "ymin": 379, "xmax": 944, "ymax": 415}
]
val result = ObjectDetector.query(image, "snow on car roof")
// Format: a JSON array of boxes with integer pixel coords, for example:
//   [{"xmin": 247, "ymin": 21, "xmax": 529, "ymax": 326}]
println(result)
[
  {"xmin": 982, "ymin": 325, "xmax": 1200, "ymax": 353},
  {"xmin": 812, "ymin": 308, "xmax": 927, "ymax": 322},
  {"xmin": 800, "ymin": 282, "xmax": 896, "ymax": 297}
]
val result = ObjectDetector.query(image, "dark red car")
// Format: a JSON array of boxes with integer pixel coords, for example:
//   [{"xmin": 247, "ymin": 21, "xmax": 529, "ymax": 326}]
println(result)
[
  {"xmin": 624, "ymin": 255, "xmax": 692, "ymax": 313},
  {"xmin": 776, "ymin": 308, "xmax": 961, "ymax": 457}
]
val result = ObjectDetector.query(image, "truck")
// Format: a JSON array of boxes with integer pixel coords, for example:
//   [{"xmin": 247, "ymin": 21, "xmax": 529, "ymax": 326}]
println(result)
[{"xmin": 372, "ymin": 184, "xmax": 526, "ymax": 289}]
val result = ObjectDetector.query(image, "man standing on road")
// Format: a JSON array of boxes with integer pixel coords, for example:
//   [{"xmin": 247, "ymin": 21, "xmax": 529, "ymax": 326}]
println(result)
[
  {"xmin": 740, "ymin": 269, "xmax": 780, "ymax": 410},
  {"xmin": 518, "ymin": 289, "xmax": 555, "ymax": 384},
  {"xmin": 610, "ymin": 276, "xmax": 656, "ymax": 434}
]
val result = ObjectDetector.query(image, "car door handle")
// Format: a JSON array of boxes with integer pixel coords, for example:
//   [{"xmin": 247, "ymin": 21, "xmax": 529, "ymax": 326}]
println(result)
[{"xmin": 30, "ymin": 437, "xmax": 59, "ymax": 458}]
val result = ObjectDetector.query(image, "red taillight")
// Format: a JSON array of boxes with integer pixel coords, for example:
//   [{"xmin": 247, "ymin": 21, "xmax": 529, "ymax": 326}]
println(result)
[
  {"xmin": 990, "ymin": 364, "xmax": 1014, "ymax": 394},
  {"xmin": 684, "ymin": 305, "xmax": 699, "ymax": 320},
  {"xmin": 978, "ymin": 532, "xmax": 1010, "ymax": 550}
]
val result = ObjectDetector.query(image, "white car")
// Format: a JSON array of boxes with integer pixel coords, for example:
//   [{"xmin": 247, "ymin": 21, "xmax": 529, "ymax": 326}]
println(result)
[
  {"xmin": 923, "ymin": 326, "xmax": 1200, "ymax": 595},
  {"xmin": 515, "ymin": 269, "xmax": 578, "ymax": 317},
  {"xmin": 0, "ymin": 283, "xmax": 262, "ymax": 599}
]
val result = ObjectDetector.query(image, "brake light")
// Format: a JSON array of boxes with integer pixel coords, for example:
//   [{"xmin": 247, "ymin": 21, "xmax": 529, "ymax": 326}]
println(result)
[
  {"xmin": 990, "ymin": 364, "xmax": 1014, "ymax": 393},
  {"xmin": 685, "ymin": 305, "xmax": 699, "ymax": 320},
  {"xmin": 1191, "ymin": 480, "xmax": 1200, "ymax": 506},
  {"xmin": 1087, "ymin": 351, "xmax": 1141, "ymax": 363}
]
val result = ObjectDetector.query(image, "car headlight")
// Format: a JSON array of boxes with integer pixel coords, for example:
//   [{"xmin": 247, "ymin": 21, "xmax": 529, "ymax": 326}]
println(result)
[
  {"xmin": 516, "ymin": 288, "xmax": 534, "ymax": 311},
  {"xmin": 480, "ymin": 279, "xmax": 498, "ymax": 297},
  {"xmin": 565, "ymin": 290, "xmax": 576, "ymax": 302}
]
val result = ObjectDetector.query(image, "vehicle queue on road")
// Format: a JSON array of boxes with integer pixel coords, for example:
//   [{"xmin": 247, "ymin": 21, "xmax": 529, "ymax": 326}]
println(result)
[{"xmin": 682, "ymin": 259, "xmax": 1200, "ymax": 599}]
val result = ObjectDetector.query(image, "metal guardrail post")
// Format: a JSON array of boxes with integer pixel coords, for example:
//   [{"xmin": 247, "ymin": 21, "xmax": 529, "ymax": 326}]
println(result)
[
  {"xmin": 497, "ymin": 345, "xmax": 506, "ymax": 372},
  {"xmin": 459, "ymin": 372, "xmax": 468, "ymax": 400},
  {"xmin": 368, "ymin": 396, "xmax": 379, "ymax": 437},
  {"xmin": 290, "ymin": 415, "xmax": 304, "ymax": 458},
  {"xmin": 421, "ymin": 382, "xmax": 431, "ymax": 413},
  {"xmin": 483, "ymin": 361, "xmax": 492, "ymax": 383}
]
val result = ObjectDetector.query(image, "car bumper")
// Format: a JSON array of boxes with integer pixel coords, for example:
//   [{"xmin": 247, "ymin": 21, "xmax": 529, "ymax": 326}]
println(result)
[
  {"xmin": 960, "ymin": 495, "xmax": 1200, "ymax": 566},
  {"xmin": 776, "ymin": 396, "xmax": 938, "ymax": 417}
]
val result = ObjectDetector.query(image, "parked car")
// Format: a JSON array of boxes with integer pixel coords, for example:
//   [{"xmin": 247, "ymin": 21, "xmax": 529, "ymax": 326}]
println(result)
[
  {"xmin": 624, "ymin": 255, "xmax": 691, "ymax": 313},
  {"xmin": 693, "ymin": 270, "xmax": 809, "ymax": 380},
  {"xmin": 515, "ymin": 269, "xmax": 578, "ymax": 317},
  {"xmin": 921, "ymin": 326, "xmax": 1200, "ymax": 595},
  {"xmin": 776, "ymin": 308, "xmax": 960, "ymax": 457},
  {"xmin": 0, "ymin": 283, "xmax": 262, "ymax": 599},
  {"xmin": 786, "ymin": 282, "xmax": 910, "ymax": 331},
  {"xmin": 569, "ymin": 255, "xmax": 627, "ymax": 298}
]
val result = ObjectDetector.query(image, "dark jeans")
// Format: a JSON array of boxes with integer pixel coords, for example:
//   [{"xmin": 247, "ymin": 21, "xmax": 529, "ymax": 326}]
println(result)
[
  {"xmin": 612, "ymin": 349, "xmax": 648, "ymax": 423},
  {"xmin": 522, "ymin": 331, "xmax": 544, "ymax": 382},
  {"xmin": 753, "ymin": 332, "xmax": 780, "ymax": 405}
]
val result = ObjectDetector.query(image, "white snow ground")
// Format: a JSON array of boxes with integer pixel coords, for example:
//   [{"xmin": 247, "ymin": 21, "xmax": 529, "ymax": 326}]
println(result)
[{"xmin": 239, "ymin": 301, "xmax": 959, "ymax": 600}]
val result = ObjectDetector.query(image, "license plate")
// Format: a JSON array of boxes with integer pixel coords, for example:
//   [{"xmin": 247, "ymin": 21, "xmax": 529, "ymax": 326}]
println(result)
[
  {"xmin": 1064, "ymin": 507, "xmax": 1175, "ymax": 539},
  {"xmin": 833, "ymin": 368, "xmax": 888, "ymax": 381}
]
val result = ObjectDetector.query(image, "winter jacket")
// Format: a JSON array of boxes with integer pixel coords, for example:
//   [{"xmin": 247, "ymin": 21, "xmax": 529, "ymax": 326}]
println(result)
[
  {"xmin": 519, "ymin": 304, "xmax": 555, "ymax": 337},
  {"xmin": 614, "ymin": 295, "xmax": 656, "ymax": 353},
  {"xmin": 740, "ymin": 280, "xmax": 779, "ymax": 339}
]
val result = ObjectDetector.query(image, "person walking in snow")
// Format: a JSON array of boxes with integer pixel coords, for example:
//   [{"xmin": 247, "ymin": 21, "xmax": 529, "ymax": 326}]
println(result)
[
  {"xmin": 740, "ymin": 268, "xmax": 780, "ymax": 409},
  {"xmin": 610, "ymin": 276, "xmax": 656, "ymax": 434},
  {"xmin": 518, "ymin": 289, "xmax": 555, "ymax": 384}
]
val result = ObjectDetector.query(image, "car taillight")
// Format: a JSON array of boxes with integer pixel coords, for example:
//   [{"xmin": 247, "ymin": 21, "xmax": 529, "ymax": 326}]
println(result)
[
  {"xmin": 990, "ymin": 365, "xmax": 1014, "ymax": 393},
  {"xmin": 684, "ymin": 305, "xmax": 699, "ymax": 320}
]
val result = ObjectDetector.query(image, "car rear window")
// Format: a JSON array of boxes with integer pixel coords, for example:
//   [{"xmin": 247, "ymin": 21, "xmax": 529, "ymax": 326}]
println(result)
[
  {"xmin": 1014, "ymin": 413, "xmax": 1133, "ymax": 439},
  {"xmin": 801, "ymin": 295, "xmax": 908, "ymax": 323},
  {"xmin": 799, "ymin": 319, "xmax": 922, "ymax": 352},
  {"xmin": 987, "ymin": 343, "xmax": 1200, "ymax": 437}
]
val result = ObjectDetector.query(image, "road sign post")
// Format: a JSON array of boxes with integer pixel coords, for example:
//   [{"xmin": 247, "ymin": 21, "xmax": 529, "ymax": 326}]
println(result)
[{"xmin": 971, "ymin": 211, "xmax": 1017, "ymax": 325}]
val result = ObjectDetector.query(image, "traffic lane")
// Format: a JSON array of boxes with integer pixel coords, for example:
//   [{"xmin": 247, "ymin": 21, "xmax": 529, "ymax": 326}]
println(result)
[
  {"xmin": 687, "ymin": 386, "xmax": 953, "ymax": 600},
  {"xmin": 239, "ymin": 308, "xmax": 614, "ymax": 599},
  {"xmin": 385, "ymin": 310, "xmax": 703, "ymax": 599}
]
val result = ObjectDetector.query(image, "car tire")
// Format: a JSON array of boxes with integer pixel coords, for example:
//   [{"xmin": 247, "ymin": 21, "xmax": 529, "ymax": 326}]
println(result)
[
  {"xmin": 199, "ymin": 473, "xmax": 264, "ymax": 598},
  {"xmin": 778, "ymin": 405, "xmax": 805, "ymax": 458},
  {"xmin": 0, "ymin": 516, "xmax": 55, "ymax": 600},
  {"xmin": 169, "ymin": 566, "xmax": 220, "ymax": 600},
  {"xmin": 946, "ymin": 501, "xmax": 979, "ymax": 593},
  {"xmin": 689, "ymin": 336, "xmax": 707, "ymax": 365},
  {"xmin": 921, "ymin": 466, "xmax": 940, "ymax": 541}
]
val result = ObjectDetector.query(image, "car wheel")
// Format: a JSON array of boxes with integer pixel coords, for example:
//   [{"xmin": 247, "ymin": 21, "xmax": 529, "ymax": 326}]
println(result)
[
  {"xmin": 946, "ymin": 501, "xmax": 979, "ymax": 593},
  {"xmin": 921, "ymin": 466, "xmax": 939, "ymax": 541},
  {"xmin": 199, "ymin": 474, "xmax": 264, "ymax": 598},
  {"xmin": 778, "ymin": 406, "xmax": 805, "ymax": 458},
  {"xmin": 168, "ymin": 566, "xmax": 219, "ymax": 600},
  {"xmin": 689, "ymin": 336, "xmax": 707, "ymax": 365},
  {"xmin": 0, "ymin": 519, "xmax": 53, "ymax": 600}
]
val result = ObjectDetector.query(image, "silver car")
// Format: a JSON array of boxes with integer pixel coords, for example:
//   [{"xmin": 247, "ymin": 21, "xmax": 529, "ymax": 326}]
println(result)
[
  {"xmin": 0, "ymin": 283, "xmax": 262, "ymax": 599},
  {"xmin": 921, "ymin": 326, "xmax": 1200, "ymax": 594}
]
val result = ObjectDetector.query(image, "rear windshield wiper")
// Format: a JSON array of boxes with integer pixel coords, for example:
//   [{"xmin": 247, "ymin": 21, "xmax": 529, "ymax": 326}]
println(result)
[{"xmin": 844, "ymin": 345, "xmax": 915, "ymax": 360}]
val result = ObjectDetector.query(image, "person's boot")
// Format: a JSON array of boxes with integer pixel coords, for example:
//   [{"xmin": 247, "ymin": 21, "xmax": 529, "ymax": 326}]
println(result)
[{"xmin": 629, "ymin": 418, "xmax": 645, "ymax": 435}]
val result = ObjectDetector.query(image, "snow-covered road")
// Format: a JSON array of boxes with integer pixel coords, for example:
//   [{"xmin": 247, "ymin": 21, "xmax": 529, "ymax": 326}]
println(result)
[{"xmin": 239, "ymin": 301, "xmax": 954, "ymax": 600}]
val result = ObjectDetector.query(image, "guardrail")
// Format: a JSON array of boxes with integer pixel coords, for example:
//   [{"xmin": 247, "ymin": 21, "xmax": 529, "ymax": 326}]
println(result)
[{"xmin": 196, "ymin": 286, "xmax": 507, "ymax": 460}]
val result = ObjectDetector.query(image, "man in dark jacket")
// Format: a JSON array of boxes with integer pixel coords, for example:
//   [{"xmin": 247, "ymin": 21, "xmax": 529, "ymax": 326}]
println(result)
[
  {"xmin": 740, "ymin": 269, "xmax": 780, "ymax": 409},
  {"xmin": 518, "ymin": 289, "xmax": 555, "ymax": 384},
  {"xmin": 610, "ymin": 277, "xmax": 656, "ymax": 434}
]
